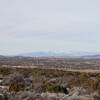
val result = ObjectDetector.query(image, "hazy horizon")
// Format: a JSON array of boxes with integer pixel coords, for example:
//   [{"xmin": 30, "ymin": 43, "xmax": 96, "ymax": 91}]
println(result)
[{"xmin": 0, "ymin": 0, "xmax": 100, "ymax": 55}]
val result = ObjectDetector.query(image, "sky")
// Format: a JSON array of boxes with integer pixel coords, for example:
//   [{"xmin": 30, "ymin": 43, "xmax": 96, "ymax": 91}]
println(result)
[{"xmin": 0, "ymin": 0, "xmax": 100, "ymax": 55}]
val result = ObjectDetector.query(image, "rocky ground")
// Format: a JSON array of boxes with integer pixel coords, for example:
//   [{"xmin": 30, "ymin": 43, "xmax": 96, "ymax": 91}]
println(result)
[{"xmin": 0, "ymin": 67, "xmax": 99, "ymax": 100}]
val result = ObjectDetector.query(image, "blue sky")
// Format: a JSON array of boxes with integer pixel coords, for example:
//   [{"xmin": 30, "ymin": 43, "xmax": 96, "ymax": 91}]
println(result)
[{"xmin": 0, "ymin": 0, "xmax": 100, "ymax": 55}]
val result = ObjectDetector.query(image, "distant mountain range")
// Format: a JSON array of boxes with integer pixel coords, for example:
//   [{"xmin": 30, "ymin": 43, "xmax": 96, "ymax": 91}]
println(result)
[
  {"xmin": 19, "ymin": 52, "xmax": 67, "ymax": 57},
  {"xmin": 18, "ymin": 51, "xmax": 100, "ymax": 58},
  {"xmin": 1, "ymin": 51, "xmax": 100, "ymax": 59}
]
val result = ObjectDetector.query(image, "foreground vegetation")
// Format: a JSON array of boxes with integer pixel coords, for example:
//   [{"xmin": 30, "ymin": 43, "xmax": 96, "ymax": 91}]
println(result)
[{"xmin": 0, "ymin": 67, "xmax": 100, "ymax": 100}]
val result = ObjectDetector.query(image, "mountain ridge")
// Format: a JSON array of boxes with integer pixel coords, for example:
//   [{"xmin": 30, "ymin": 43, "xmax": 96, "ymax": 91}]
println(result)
[
  {"xmin": 18, "ymin": 51, "xmax": 100, "ymax": 58},
  {"xmin": 1, "ymin": 51, "xmax": 100, "ymax": 58}
]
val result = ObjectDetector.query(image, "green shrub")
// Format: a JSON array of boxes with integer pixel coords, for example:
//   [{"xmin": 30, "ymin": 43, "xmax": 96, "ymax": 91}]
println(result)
[{"xmin": 46, "ymin": 84, "xmax": 68, "ymax": 94}]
